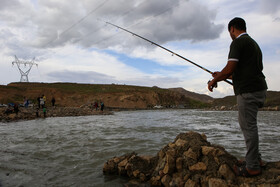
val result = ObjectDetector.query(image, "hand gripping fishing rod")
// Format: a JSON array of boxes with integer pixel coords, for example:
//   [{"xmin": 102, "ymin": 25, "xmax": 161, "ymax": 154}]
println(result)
[{"xmin": 105, "ymin": 21, "xmax": 233, "ymax": 86}]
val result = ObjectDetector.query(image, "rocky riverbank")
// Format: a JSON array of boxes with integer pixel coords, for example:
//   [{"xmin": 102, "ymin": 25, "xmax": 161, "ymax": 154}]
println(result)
[
  {"xmin": 0, "ymin": 106, "xmax": 112, "ymax": 123},
  {"xmin": 103, "ymin": 131, "xmax": 280, "ymax": 187},
  {"xmin": 210, "ymin": 105, "xmax": 279, "ymax": 111}
]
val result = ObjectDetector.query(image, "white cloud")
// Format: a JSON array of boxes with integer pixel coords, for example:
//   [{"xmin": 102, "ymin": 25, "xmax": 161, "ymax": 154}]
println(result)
[
  {"xmin": 0, "ymin": 0, "xmax": 279, "ymax": 98},
  {"xmin": 258, "ymin": 0, "xmax": 280, "ymax": 15},
  {"xmin": 263, "ymin": 60, "xmax": 280, "ymax": 91}
]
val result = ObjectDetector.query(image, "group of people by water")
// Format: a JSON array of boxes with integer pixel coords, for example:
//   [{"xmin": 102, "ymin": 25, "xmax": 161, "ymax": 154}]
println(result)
[
  {"xmin": 3, "ymin": 94, "xmax": 106, "ymax": 119},
  {"xmin": 3, "ymin": 94, "xmax": 56, "ymax": 118},
  {"xmin": 93, "ymin": 101, "xmax": 105, "ymax": 111},
  {"xmin": 37, "ymin": 95, "xmax": 56, "ymax": 108}
]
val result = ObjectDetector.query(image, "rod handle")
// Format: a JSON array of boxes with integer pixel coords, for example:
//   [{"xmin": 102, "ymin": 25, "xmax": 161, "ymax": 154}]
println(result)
[{"xmin": 224, "ymin": 79, "xmax": 233, "ymax": 85}]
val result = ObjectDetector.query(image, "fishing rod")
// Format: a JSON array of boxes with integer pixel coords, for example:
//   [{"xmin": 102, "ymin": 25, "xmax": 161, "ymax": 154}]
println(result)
[{"xmin": 105, "ymin": 21, "xmax": 233, "ymax": 86}]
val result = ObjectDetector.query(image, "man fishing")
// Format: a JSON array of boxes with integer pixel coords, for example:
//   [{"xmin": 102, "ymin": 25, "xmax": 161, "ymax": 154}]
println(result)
[{"xmin": 208, "ymin": 17, "xmax": 267, "ymax": 177}]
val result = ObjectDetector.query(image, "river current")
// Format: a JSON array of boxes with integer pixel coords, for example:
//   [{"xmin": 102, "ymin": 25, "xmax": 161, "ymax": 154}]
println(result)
[{"xmin": 0, "ymin": 110, "xmax": 279, "ymax": 186}]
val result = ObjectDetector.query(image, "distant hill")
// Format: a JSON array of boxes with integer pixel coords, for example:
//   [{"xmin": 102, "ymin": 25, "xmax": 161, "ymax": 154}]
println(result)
[
  {"xmin": 169, "ymin": 87, "xmax": 213, "ymax": 103},
  {"xmin": 212, "ymin": 91, "xmax": 280, "ymax": 109},
  {"xmin": 0, "ymin": 82, "xmax": 210, "ymax": 109},
  {"xmin": 0, "ymin": 83, "xmax": 279, "ymax": 110}
]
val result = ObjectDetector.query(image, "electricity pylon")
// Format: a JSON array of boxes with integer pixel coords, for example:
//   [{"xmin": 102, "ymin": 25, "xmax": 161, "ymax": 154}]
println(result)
[{"xmin": 12, "ymin": 55, "xmax": 38, "ymax": 82}]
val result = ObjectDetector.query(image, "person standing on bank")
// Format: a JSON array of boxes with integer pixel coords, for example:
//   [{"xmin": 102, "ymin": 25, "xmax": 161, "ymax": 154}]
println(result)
[
  {"xmin": 208, "ymin": 17, "xmax": 267, "ymax": 177},
  {"xmin": 100, "ymin": 102, "xmax": 104, "ymax": 111},
  {"xmin": 51, "ymin": 97, "xmax": 56, "ymax": 107},
  {"xmin": 40, "ymin": 96, "xmax": 45, "ymax": 109}
]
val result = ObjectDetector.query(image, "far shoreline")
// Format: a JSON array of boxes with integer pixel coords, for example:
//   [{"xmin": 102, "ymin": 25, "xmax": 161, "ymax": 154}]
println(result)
[
  {"xmin": 1, "ymin": 105, "xmax": 278, "ymax": 123},
  {"xmin": 0, "ymin": 106, "xmax": 113, "ymax": 123}
]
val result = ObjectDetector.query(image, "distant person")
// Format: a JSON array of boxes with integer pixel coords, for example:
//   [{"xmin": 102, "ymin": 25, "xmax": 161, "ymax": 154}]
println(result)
[
  {"xmin": 51, "ymin": 97, "xmax": 56, "ymax": 107},
  {"xmin": 37, "ymin": 97, "xmax": 40, "ymax": 108},
  {"xmin": 24, "ymin": 97, "xmax": 29, "ymax": 108},
  {"xmin": 100, "ymin": 102, "xmax": 104, "ymax": 111},
  {"xmin": 43, "ymin": 95, "xmax": 46, "ymax": 106},
  {"xmin": 208, "ymin": 17, "xmax": 267, "ymax": 177},
  {"xmin": 94, "ymin": 102, "xmax": 98, "ymax": 111},
  {"xmin": 36, "ymin": 108, "xmax": 39, "ymax": 117},
  {"xmin": 4, "ymin": 106, "xmax": 13, "ymax": 115},
  {"xmin": 14, "ymin": 103, "xmax": 19, "ymax": 115},
  {"xmin": 40, "ymin": 97, "xmax": 45, "ymax": 108},
  {"xmin": 43, "ymin": 107, "xmax": 46, "ymax": 118}
]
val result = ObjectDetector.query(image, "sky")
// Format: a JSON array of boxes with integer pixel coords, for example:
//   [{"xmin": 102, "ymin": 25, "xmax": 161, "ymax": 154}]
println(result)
[{"xmin": 0, "ymin": 0, "xmax": 279, "ymax": 98}]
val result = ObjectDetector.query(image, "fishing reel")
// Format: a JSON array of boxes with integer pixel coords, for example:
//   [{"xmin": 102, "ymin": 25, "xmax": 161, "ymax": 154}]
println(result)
[{"xmin": 207, "ymin": 79, "xmax": 218, "ymax": 89}]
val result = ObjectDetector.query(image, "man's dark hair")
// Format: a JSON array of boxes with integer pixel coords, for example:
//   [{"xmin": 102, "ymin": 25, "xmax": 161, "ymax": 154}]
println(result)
[{"xmin": 228, "ymin": 17, "xmax": 246, "ymax": 31}]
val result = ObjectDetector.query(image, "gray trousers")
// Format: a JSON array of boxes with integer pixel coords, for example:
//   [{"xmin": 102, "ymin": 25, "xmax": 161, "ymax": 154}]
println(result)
[{"xmin": 237, "ymin": 90, "xmax": 266, "ymax": 170}]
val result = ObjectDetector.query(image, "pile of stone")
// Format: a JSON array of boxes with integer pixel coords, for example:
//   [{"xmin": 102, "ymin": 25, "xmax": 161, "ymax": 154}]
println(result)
[{"xmin": 103, "ymin": 131, "xmax": 280, "ymax": 186}]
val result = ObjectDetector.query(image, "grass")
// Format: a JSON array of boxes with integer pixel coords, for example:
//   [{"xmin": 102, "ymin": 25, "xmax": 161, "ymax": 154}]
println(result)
[{"xmin": 8, "ymin": 82, "xmax": 167, "ymax": 94}]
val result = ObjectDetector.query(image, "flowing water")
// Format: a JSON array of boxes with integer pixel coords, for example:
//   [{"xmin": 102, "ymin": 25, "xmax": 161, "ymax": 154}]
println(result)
[{"xmin": 0, "ymin": 110, "xmax": 279, "ymax": 186}]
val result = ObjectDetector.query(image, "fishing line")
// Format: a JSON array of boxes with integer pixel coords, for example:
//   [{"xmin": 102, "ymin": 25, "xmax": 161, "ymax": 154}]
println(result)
[{"xmin": 104, "ymin": 21, "xmax": 233, "ymax": 86}]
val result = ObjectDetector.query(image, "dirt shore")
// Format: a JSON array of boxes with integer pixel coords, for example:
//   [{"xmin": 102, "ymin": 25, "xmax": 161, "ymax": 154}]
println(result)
[{"xmin": 0, "ymin": 106, "xmax": 113, "ymax": 123}]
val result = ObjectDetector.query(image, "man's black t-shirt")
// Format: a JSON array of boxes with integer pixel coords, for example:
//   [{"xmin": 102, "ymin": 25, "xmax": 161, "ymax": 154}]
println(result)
[{"xmin": 228, "ymin": 34, "xmax": 267, "ymax": 95}]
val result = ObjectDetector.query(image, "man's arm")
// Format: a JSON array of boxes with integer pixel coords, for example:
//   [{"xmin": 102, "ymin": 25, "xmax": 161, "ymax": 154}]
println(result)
[{"xmin": 208, "ymin": 60, "xmax": 237, "ymax": 92}]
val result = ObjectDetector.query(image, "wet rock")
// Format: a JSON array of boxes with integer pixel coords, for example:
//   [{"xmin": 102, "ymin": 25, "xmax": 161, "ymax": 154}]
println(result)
[
  {"xmin": 175, "ymin": 138, "xmax": 187, "ymax": 147},
  {"xmin": 161, "ymin": 175, "xmax": 171, "ymax": 186},
  {"xmin": 189, "ymin": 162, "xmax": 207, "ymax": 171},
  {"xmin": 201, "ymin": 146, "xmax": 215, "ymax": 156},
  {"xmin": 218, "ymin": 164, "xmax": 235, "ymax": 181},
  {"xmin": 208, "ymin": 178, "xmax": 228, "ymax": 187},
  {"xmin": 163, "ymin": 149, "xmax": 176, "ymax": 174},
  {"xmin": 103, "ymin": 131, "xmax": 280, "ymax": 186},
  {"xmin": 175, "ymin": 157, "xmax": 183, "ymax": 172},
  {"xmin": 220, "ymin": 106, "xmax": 226, "ymax": 110},
  {"xmin": 139, "ymin": 173, "xmax": 146, "ymax": 182},
  {"xmin": 184, "ymin": 148, "xmax": 198, "ymax": 161},
  {"xmin": 150, "ymin": 176, "xmax": 161, "ymax": 186},
  {"xmin": 103, "ymin": 159, "xmax": 117, "ymax": 174},
  {"xmin": 184, "ymin": 179, "xmax": 198, "ymax": 187}
]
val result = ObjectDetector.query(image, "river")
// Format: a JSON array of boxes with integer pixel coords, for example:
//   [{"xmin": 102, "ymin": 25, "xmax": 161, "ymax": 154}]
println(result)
[{"xmin": 0, "ymin": 110, "xmax": 279, "ymax": 186}]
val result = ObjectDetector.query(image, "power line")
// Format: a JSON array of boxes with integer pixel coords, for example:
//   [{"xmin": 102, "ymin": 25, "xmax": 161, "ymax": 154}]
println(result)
[
  {"xmin": 74, "ymin": 0, "xmax": 150, "ymax": 44},
  {"xmin": 126, "ymin": 1, "xmax": 180, "ymax": 32},
  {"xmin": 36, "ymin": 0, "xmax": 181, "ymax": 60},
  {"xmin": 33, "ymin": 0, "xmax": 111, "ymax": 61},
  {"xmin": 39, "ymin": 0, "xmax": 150, "ymax": 58},
  {"xmin": 94, "ymin": 1, "xmax": 181, "ymax": 46},
  {"xmin": 43, "ymin": 0, "xmax": 110, "ymax": 48}
]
